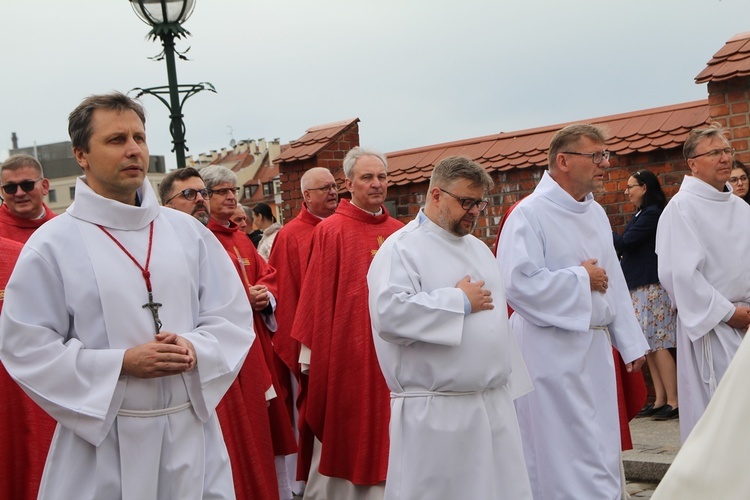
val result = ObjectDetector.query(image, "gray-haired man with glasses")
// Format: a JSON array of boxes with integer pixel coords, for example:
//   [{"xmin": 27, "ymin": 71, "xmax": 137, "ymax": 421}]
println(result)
[
  {"xmin": 159, "ymin": 167, "xmax": 211, "ymax": 225},
  {"xmin": 0, "ymin": 154, "xmax": 56, "ymax": 243},
  {"xmin": 656, "ymin": 122, "xmax": 750, "ymax": 442},
  {"xmin": 496, "ymin": 123, "xmax": 648, "ymax": 499}
]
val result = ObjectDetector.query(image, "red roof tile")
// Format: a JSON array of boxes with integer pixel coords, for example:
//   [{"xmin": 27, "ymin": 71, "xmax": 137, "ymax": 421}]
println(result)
[
  {"xmin": 386, "ymin": 100, "xmax": 709, "ymax": 186},
  {"xmin": 276, "ymin": 118, "xmax": 360, "ymax": 163},
  {"xmin": 695, "ymin": 32, "xmax": 750, "ymax": 83}
]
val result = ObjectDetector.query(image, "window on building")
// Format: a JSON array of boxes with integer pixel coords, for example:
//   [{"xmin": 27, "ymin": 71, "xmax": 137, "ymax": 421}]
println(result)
[
  {"xmin": 69, "ymin": 186, "xmax": 75, "ymax": 200},
  {"xmin": 48, "ymin": 189, "xmax": 57, "ymax": 203},
  {"xmin": 273, "ymin": 179, "xmax": 281, "ymax": 195},
  {"xmin": 262, "ymin": 182, "xmax": 273, "ymax": 197}
]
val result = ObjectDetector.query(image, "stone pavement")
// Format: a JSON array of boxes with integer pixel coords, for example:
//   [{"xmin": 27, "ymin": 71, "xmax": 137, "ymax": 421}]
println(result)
[{"xmin": 623, "ymin": 414, "xmax": 681, "ymax": 498}]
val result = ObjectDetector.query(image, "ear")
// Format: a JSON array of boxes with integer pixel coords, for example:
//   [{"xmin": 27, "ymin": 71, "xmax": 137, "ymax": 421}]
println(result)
[
  {"xmin": 73, "ymin": 147, "xmax": 89, "ymax": 171},
  {"xmin": 687, "ymin": 159, "xmax": 698, "ymax": 175},
  {"xmin": 41, "ymin": 178, "xmax": 50, "ymax": 196},
  {"xmin": 555, "ymin": 153, "xmax": 570, "ymax": 173},
  {"xmin": 428, "ymin": 186, "xmax": 441, "ymax": 206},
  {"xmin": 344, "ymin": 177, "xmax": 354, "ymax": 193},
  {"xmin": 302, "ymin": 189, "xmax": 312, "ymax": 204}
]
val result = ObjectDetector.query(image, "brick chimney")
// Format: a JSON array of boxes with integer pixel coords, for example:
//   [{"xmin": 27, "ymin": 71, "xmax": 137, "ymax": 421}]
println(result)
[{"xmin": 696, "ymin": 32, "xmax": 750, "ymax": 164}]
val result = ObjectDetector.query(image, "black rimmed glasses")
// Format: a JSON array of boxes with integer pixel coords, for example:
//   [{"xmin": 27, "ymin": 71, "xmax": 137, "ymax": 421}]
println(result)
[
  {"xmin": 439, "ymin": 188, "xmax": 489, "ymax": 211},
  {"xmin": 165, "ymin": 187, "xmax": 209, "ymax": 204},
  {"xmin": 689, "ymin": 147, "xmax": 735, "ymax": 160},
  {"xmin": 729, "ymin": 175, "xmax": 748, "ymax": 185},
  {"xmin": 624, "ymin": 182, "xmax": 642, "ymax": 191},
  {"xmin": 561, "ymin": 150, "xmax": 611, "ymax": 164},
  {"xmin": 208, "ymin": 187, "xmax": 240, "ymax": 198},
  {"xmin": 307, "ymin": 183, "xmax": 337, "ymax": 193},
  {"xmin": 1, "ymin": 178, "xmax": 43, "ymax": 195}
]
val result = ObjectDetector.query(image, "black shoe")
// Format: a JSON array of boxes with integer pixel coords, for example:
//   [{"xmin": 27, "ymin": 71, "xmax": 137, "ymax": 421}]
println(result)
[
  {"xmin": 637, "ymin": 403, "xmax": 664, "ymax": 418},
  {"xmin": 652, "ymin": 404, "xmax": 679, "ymax": 420}
]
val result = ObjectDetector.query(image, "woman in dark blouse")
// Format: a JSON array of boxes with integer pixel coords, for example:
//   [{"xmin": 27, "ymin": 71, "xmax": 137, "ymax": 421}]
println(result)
[{"xmin": 614, "ymin": 170, "xmax": 678, "ymax": 420}]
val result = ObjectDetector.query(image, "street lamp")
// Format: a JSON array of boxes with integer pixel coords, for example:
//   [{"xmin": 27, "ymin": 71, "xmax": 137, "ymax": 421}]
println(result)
[{"xmin": 129, "ymin": 0, "xmax": 215, "ymax": 168}]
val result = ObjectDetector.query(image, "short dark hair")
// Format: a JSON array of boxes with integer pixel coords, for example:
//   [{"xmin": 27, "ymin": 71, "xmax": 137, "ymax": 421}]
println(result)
[
  {"xmin": 68, "ymin": 92, "xmax": 146, "ymax": 152},
  {"xmin": 159, "ymin": 167, "xmax": 203, "ymax": 204},
  {"xmin": 630, "ymin": 169, "xmax": 666, "ymax": 210},
  {"xmin": 252, "ymin": 202, "xmax": 276, "ymax": 223}
]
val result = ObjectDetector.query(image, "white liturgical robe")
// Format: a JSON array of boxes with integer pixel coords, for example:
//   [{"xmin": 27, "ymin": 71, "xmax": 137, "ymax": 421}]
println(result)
[
  {"xmin": 368, "ymin": 212, "xmax": 533, "ymax": 500},
  {"xmin": 0, "ymin": 177, "xmax": 254, "ymax": 500},
  {"xmin": 656, "ymin": 175, "xmax": 750, "ymax": 441},
  {"xmin": 496, "ymin": 171, "xmax": 648, "ymax": 500}
]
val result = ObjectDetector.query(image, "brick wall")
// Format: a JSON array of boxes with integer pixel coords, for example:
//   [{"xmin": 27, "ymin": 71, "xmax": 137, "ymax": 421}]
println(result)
[
  {"xmin": 277, "ymin": 123, "xmax": 360, "ymax": 221},
  {"xmin": 707, "ymin": 75, "xmax": 750, "ymax": 164},
  {"xmin": 387, "ymin": 148, "xmax": 691, "ymax": 248}
]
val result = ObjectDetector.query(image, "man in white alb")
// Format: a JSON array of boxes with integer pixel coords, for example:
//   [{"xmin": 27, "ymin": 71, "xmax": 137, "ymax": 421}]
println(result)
[
  {"xmin": 655, "ymin": 122, "xmax": 750, "ymax": 441},
  {"xmin": 368, "ymin": 155, "xmax": 533, "ymax": 500},
  {"xmin": 496, "ymin": 123, "xmax": 648, "ymax": 500},
  {"xmin": 0, "ymin": 92, "xmax": 254, "ymax": 500}
]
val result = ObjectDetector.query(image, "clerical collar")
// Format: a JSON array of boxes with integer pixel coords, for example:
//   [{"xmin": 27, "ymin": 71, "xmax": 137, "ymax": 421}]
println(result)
[
  {"xmin": 32, "ymin": 207, "xmax": 46, "ymax": 220},
  {"xmin": 350, "ymin": 200, "xmax": 383, "ymax": 216}
]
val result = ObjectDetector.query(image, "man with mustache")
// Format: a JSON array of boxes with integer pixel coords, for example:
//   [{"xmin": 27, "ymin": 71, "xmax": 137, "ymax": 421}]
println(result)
[
  {"xmin": 367, "ymin": 155, "xmax": 533, "ymax": 500},
  {"xmin": 0, "ymin": 154, "xmax": 56, "ymax": 243},
  {"xmin": 159, "ymin": 167, "xmax": 210, "ymax": 225},
  {"xmin": 291, "ymin": 147, "xmax": 402, "ymax": 499}
]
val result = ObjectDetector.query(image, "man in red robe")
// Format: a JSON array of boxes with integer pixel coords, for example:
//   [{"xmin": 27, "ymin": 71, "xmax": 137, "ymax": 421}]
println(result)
[
  {"xmin": 201, "ymin": 165, "xmax": 298, "ymax": 500},
  {"xmin": 0, "ymin": 236, "xmax": 55, "ymax": 500},
  {"xmin": 291, "ymin": 147, "xmax": 403, "ymax": 499},
  {"xmin": 268, "ymin": 167, "xmax": 339, "ymax": 490},
  {"xmin": 0, "ymin": 155, "xmax": 56, "ymax": 243},
  {"xmin": 0, "ymin": 155, "xmax": 56, "ymax": 500},
  {"xmin": 160, "ymin": 167, "xmax": 280, "ymax": 500}
]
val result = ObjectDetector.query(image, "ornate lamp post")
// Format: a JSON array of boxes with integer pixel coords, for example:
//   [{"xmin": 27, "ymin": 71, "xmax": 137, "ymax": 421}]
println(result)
[{"xmin": 129, "ymin": 0, "xmax": 215, "ymax": 168}]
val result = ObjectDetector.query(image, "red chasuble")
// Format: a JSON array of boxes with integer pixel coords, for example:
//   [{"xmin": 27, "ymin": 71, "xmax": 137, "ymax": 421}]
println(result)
[
  {"xmin": 291, "ymin": 199, "xmax": 403, "ymax": 485},
  {"xmin": 267, "ymin": 204, "xmax": 322, "ymax": 480},
  {"xmin": 0, "ymin": 237, "xmax": 56, "ymax": 500},
  {"xmin": 0, "ymin": 204, "xmax": 56, "ymax": 244},
  {"xmin": 208, "ymin": 219, "xmax": 297, "ymax": 459}
]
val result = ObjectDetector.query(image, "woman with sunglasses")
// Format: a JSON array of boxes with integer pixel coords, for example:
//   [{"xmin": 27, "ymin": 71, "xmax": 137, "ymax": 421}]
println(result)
[{"xmin": 614, "ymin": 169, "xmax": 678, "ymax": 421}]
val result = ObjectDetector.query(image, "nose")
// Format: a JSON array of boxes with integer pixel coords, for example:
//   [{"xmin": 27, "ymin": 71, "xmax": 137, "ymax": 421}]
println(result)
[
  {"xmin": 195, "ymin": 192, "xmax": 206, "ymax": 202},
  {"xmin": 467, "ymin": 203, "xmax": 481, "ymax": 216}
]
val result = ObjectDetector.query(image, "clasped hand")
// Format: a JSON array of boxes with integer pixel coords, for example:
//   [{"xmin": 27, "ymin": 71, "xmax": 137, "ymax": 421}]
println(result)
[{"xmin": 122, "ymin": 332, "xmax": 197, "ymax": 379}]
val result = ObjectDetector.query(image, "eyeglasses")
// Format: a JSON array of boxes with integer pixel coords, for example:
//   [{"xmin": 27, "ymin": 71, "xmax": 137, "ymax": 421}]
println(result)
[
  {"xmin": 689, "ymin": 148, "xmax": 735, "ymax": 160},
  {"xmin": 307, "ymin": 183, "xmax": 337, "ymax": 192},
  {"xmin": 561, "ymin": 151, "xmax": 611, "ymax": 164},
  {"xmin": 624, "ymin": 183, "xmax": 642, "ymax": 191},
  {"xmin": 729, "ymin": 175, "xmax": 748, "ymax": 184},
  {"xmin": 439, "ymin": 188, "xmax": 489, "ymax": 211},
  {"xmin": 165, "ymin": 188, "xmax": 209, "ymax": 204},
  {"xmin": 1, "ymin": 178, "xmax": 43, "ymax": 195},
  {"xmin": 208, "ymin": 187, "xmax": 240, "ymax": 198}
]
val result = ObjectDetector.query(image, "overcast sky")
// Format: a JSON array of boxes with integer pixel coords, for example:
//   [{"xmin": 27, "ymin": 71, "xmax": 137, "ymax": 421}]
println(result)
[{"xmin": 2, "ymin": 1, "xmax": 750, "ymax": 170}]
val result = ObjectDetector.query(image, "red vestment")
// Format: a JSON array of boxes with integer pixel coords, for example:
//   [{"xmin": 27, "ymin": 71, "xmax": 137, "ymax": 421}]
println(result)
[
  {"xmin": 0, "ymin": 204, "xmax": 56, "ymax": 243},
  {"xmin": 208, "ymin": 219, "xmax": 297, "ymax": 458},
  {"xmin": 291, "ymin": 199, "xmax": 403, "ymax": 485},
  {"xmin": 267, "ymin": 204, "xmax": 322, "ymax": 480},
  {"xmin": 0, "ymin": 237, "xmax": 56, "ymax": 500}
]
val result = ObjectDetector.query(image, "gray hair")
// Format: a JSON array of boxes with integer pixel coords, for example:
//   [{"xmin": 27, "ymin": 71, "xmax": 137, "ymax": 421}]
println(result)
[
  {"xmin": 684, "ymin": 122, "xmax": 729, "ymax": 159},
  {"xmin": 548, "ymin": 124, "xmax": 608, "ymax": 169},
  {"xmin": 300, "ymin": 167, "xmax": 333, "ymax": 191},
  {"xmin": 428, "ymin": 156, "xmax": 493, "ymax": 193},
  {"xmin": 343, "ymin": 147, "xmax": 388, "ymax": 179},
  {"xmin": 1, "ymin": 154, "xmax": 44, "ymax": 177},
  {"xmin": 200, "ymin": 165, "xmax": 237, "ymax": 190}
]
